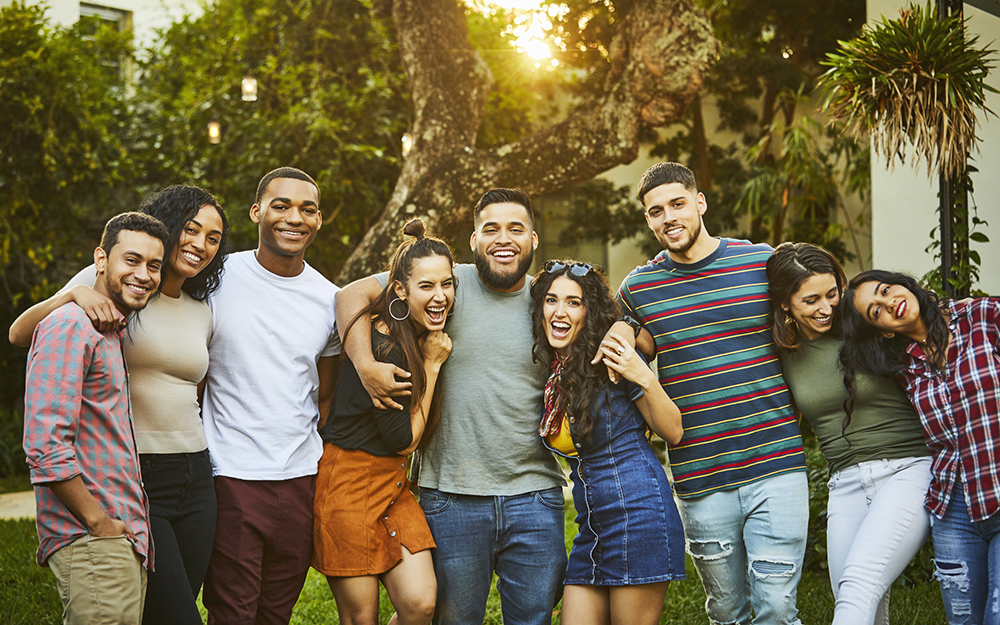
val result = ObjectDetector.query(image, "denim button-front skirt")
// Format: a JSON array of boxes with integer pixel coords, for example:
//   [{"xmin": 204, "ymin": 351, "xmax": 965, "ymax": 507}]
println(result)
[{"xmin": 548, "ymin": 381, "xmax": 686, "ymax": 586}]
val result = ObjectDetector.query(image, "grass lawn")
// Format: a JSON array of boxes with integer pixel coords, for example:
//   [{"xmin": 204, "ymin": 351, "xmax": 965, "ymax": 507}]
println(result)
[{"xmin": 1, "ymin": 505, "xmax": 946, "ymax": 625}]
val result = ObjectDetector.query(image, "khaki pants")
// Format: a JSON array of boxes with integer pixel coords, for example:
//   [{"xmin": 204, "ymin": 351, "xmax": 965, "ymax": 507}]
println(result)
[{"xmin": 48, "ymin": 535, "xmax": 147, "ymax": 625}]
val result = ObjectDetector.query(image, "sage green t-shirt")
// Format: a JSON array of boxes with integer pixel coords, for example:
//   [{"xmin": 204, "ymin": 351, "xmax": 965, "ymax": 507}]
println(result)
[
  {"xmin": 779, "ymin": 334, "xmax": 928, "ymax": 475},
  {"xmin": 377, "ymin": 264, "xmax": 564, "ymax": 495}
]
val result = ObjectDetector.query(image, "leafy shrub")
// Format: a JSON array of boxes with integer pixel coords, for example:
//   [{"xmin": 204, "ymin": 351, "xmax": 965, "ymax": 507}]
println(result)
[{"xmin": 0, "ymin": 409, "xmax": 26, "ymax": 478}]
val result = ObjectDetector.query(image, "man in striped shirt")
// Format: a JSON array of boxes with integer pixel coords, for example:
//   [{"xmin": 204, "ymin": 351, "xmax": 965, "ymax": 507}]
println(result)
[
  {"xmin": 23, "ymin": 212, "xmax": 166, "ymax": 625},
  {"xmin": 617, "ymin": 163, "xmax": 808, "ymax": 625}
]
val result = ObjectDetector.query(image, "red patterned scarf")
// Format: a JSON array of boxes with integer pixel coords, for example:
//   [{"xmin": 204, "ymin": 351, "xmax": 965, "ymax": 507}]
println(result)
[{"xmin": 539, "ymin": 356, "xmax": 567, "ymax": 437}]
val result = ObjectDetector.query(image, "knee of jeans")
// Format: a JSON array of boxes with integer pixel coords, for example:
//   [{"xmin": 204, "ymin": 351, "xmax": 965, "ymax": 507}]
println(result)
[
  {"xmin": 934, "ymin": 559, "xmax": 971, "ymax": 593},
  {"xmin": 686, "ymin": 538, "xmax": 734, "ymax": 562},
  {"xmin": 749, "ymin": 557, "xmax": 797, "ymax": 580}
]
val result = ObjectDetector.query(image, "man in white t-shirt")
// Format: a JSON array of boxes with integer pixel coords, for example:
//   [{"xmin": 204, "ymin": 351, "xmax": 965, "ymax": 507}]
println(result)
[{"xmin": 201, "ymin": 167, "xmax": 341, "ymax": 625}]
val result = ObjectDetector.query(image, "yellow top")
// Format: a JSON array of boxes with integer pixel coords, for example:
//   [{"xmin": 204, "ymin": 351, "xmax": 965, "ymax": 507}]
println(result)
[{"xmin": 546, "ymin": 415, "xmax": 577, "ymax": 456}]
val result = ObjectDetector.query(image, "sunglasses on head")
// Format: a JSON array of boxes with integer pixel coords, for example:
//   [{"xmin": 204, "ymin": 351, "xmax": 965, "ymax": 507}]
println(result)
[{"xmin": 544, "ymin": 260, "xmax": 593, "ymax": 277}]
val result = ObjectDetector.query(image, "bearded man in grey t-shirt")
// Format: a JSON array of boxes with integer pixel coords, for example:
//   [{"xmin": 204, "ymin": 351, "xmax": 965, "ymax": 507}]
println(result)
[{"xmin": 336, "ymin": 189, "xmax": 567, "ymax": 625}]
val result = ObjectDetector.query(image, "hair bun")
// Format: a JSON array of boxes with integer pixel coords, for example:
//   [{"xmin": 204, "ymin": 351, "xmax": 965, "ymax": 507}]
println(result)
[{"xmin": 402, "ymin": 217, "xmax": 426, "ymax": 239}]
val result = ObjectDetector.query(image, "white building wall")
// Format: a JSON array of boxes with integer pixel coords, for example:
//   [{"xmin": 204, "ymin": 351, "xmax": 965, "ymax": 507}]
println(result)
[
  {"xmin": 3, "ymin": 0, "xmax": 203, "ymax": 51},
  {"xmin": 869, "ymin": 0, "xmax": 1000, "ymax": 294}
]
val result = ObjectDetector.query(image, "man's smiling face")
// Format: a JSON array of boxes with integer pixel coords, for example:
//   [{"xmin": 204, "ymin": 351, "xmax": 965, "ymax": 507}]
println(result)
[
  {"xmin": 470, "ymin": 201, "xmax": 537, "ymax": 292},
  {"xmin": 251, "ymin": 177, "xmax": 322, "ymax": 264},
  {"xmin": 642, "ymin": 182, "xmax": 708, "ymax": 262}
]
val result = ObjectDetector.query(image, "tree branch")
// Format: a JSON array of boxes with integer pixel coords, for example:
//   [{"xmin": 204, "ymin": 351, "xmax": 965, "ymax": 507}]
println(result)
[{"xmin": 336, "ymin": 0, "xmax": 716, "ymax": 283}]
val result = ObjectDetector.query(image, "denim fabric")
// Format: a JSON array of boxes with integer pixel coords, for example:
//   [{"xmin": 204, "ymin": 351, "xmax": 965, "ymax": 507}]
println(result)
[
  {"xmin": 140, "ymin": 450, "xmax": 217, "ymax": 625},
  {"xmin": 418, "ymin": 487, "xmax": 566, "ymax": 625},
  {"xmin": 547, "ymin": 383, "xmax": 684, "ymax": 586},
  {"xmin": 826, "ymin": 457, "xmax": 932, "ymax": 625},
  {"xmin": 931, "ymin": 487, "xmax": 1000, "ymax": 625},
  {"xmin": 676, "ymin": 471, "xmax": 809, "ymax": 625}
]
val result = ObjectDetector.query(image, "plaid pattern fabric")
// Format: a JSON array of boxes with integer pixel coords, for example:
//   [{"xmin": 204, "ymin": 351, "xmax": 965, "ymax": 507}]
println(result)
[
  {"xmin": 902, "ymin": 298, "xmax": 1000, "ymax": 522},
  {"xmin": 23, "ymin": 303, "xmax": 151, "ymax": 567}
]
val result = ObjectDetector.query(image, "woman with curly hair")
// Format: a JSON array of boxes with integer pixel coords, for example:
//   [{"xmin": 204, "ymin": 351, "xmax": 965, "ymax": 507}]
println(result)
[
  {"xmin": 10, "ymin": 185, "xmax": 229, "ymax": 625},
  {"xmin": 766, "ymin": 244, "xmax": 930, "ymax": 625},
  {"xmin": 840, "ymin": 270, "xmax": 1000, "ymax": 625},
  {"xmin": 311, "ymin": 217, "xmax": 453, "ymax": 625},
  {"xmin": 529, "ymin": 259, "xmax": 684, "ymax": 625}
]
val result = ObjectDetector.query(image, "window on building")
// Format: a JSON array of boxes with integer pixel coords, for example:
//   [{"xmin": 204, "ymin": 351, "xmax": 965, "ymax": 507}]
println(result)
[{"xmin": 78, "ymin": 3, "xmax": 132, "ymax": 82}]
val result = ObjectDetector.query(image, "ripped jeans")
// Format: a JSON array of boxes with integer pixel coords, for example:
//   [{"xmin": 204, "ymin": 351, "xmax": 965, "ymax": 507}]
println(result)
[
  {"xmin": 931, "ymin": 487, "xmax": 1000, "ymax": 625},
  {"xmin": 676, "ymin": 471, "xmax": 808, "ymax": 625}
]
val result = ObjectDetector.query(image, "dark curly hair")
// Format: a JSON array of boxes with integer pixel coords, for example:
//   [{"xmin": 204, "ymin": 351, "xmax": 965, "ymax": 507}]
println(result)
[
  {"xmin": 343, "ymin": 218, "xmax": 455, "ymax": 450},
  {"xmin": 840, "ymin": 270, "xmax": 949, "ymax": 414},
  {"xmin": 139, "ymin": 185, "xmax": 229, "ymax": 301},
  {"xmin": 530, "ymin": 261, "xmax": 620, "ymax": 443}
]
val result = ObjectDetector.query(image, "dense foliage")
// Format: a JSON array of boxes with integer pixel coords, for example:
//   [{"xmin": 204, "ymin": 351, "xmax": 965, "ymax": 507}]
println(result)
[
  {"xmin": 129, "ymin": 0, "xmax": 411, "ymax": 271},
  {"xmin": 0, "ymin": 2, "xmax": 137, "ymax": 412}
]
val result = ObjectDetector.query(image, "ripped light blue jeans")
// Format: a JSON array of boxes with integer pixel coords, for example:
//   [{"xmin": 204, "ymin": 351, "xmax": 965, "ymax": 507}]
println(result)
[
  {"xmin": 931, "ymin": 487, "xmax": 1000, "ymax": 625},
  {"xmin": 676, "ymin": 471, "xmax": 809, "ymax": 625}
]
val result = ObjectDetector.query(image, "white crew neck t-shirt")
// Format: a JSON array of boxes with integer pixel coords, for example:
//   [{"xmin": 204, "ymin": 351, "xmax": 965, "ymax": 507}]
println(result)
[{"xmin": 203, "ymin": 250, "xmax": 340, "ymax": 480}]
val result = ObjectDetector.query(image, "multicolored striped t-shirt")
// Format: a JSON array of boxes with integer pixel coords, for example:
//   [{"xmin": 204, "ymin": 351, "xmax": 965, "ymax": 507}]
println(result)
[{"xmin": 618, "ymin": 238, "xmax": 805, "ymax": 498}]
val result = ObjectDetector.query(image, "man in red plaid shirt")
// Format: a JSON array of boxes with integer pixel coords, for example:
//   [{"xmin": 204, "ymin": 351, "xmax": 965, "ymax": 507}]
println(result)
[{"xmin": 22, "ymin": 212, "xmax": 168, "ymax": 625}]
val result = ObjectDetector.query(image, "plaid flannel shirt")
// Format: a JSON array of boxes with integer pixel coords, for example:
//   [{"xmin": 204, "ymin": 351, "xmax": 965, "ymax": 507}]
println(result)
[
  {"xmin": 23, "ymin": 303, "xmax": 151, "ymax": 567},
  {"xmin": 901, "ymin": 298, "xmax": 1000, "ymax": 522}
]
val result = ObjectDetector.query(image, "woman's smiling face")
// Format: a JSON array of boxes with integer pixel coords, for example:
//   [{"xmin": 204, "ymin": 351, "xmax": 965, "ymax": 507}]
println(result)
[
  {"xmin": 543, "ymin": 276, "xmax": 587, "ymax": 354},
  {"xmin": 786, "ymin": 273, "xmax": 840, "ymax": 340},
  {"xmin": 852, "ymin": 280, "xmax": 923, "ymax": 338},
  {"xmin": 396, "ymin": 254, "xmax": 455, "ymax": 333}
]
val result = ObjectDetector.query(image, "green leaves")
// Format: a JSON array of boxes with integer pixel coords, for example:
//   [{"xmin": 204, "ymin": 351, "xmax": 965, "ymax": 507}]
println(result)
[{"xmin": 819, "ymin": 1, "xmax": 997, "ymax": 180}]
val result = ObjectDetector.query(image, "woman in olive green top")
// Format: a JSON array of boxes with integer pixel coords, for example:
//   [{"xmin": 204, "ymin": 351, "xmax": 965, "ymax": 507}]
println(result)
[{"xmin": 766, "ymin": 243, "xmax": 930, "ymax": 625}]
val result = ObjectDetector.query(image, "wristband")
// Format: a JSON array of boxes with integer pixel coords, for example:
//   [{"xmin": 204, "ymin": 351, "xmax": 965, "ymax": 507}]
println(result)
[{"xmin": 620, "ymin": 315, "xmax": 642, "ymax": 339}]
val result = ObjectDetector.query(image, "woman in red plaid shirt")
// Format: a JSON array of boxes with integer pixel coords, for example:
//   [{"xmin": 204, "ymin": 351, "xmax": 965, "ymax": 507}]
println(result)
[{"xmin": 841, "ymin": 269, "xmax": 1000, "ymax": 625}]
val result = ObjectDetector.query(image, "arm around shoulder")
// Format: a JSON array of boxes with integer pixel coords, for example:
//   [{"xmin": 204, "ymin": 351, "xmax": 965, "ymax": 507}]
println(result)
[
  {"xmin": 9, "ymin": 284, "xmax": 119, "ymax": 347},
  {"xmin": 335, "ymin": 276, "xmax": 412, "ymax": 410}
]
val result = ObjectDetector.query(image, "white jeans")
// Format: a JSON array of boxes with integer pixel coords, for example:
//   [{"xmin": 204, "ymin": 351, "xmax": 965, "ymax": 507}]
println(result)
[{"xmin": 826, "ymin": 456, "xmax": 932, "ymax": 625}]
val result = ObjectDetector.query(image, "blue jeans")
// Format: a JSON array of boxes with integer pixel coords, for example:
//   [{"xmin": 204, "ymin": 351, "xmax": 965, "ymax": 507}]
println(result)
[
  {"xmin": 931, "ymin": 488, "xmax": 1000, "ymax": 625},
  {"xmin": 418, "ymin": 487, "xmax": 567, "ymax": 625},
  {"xmin": 676, "ymin": 471, "xmax": 809, "ymax": 625}
]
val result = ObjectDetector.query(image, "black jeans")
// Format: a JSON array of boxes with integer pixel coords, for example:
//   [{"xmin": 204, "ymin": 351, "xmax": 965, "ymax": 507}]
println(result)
[{"xmin": 140, "ymin": 450, "xmax": 217, "ymax": 625}]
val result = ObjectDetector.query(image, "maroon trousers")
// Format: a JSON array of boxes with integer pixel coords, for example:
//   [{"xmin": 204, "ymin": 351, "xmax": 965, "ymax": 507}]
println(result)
[{"xmin": 203, "ymin": 475, "xmax": 315, "ymax": 625}]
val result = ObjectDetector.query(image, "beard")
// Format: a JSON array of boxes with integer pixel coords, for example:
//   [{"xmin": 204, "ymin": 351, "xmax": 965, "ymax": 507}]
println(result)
[
  {"xmin": 102, "ymin": 274, "xmax": 152, "ymax": 314},
  {"xmin": 474, "ymin": 246, "xmax": 535, "ymax": 291},
  {"xmin": 659, "ymin": 218, "xmax": 702, "ymax": 255}
]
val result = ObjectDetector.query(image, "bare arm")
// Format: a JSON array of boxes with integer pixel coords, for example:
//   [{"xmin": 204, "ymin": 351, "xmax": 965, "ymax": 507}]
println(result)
[
  {"xmin": 48, "ymin": 475, "xmax": 133, "ymax": 538},
  {"xmin": 316, "ymin": 354, "xmax": 340, "ymax": 430},
  {"xmin": 9, "ymin": 285, "xmax": 120, "ymax": 347},
  {"xmin": 336, "ymin": 276, "xmax": 411, "ymax": 410},
  {"xmin": 599, "ymin": 333, "xmax": 683, "ymax": 445},
  {"xmin": 591, "ymin": 320, "xmax": 641, "ymax": 383},
  {"xmin": 397, "ymin": 331, "xmax": 452, "ymax": 455}
]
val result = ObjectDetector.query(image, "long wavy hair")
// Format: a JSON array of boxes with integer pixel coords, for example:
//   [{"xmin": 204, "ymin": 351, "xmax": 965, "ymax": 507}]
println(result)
[
  {"xmin": 530, "ymin": 261, "xmax": 620, "ymax": 443},
  {"xmin": 840, "ymin": 269, "xmax": 950, "ymax": 382},
  {"xmin": 343, "ymin": 218, "xmax": 455, "ymax": 450},
  {"xmin": 139, "ymin": 185, "xmax": 229, "ymax": 301},
  {"xmin": 765, "ymin": 242, "xmax": 846, "ymax": 351}
]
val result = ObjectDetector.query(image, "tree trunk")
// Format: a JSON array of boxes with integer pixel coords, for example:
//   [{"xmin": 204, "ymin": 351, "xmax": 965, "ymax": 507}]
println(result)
[{"xmin": 336, "ymin": 0, "xmax": 717, "ymax": 283}]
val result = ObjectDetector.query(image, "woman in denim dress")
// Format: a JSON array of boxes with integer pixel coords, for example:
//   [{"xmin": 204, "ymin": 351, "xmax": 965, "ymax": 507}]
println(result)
[{"xmin": 529, "ymin": 260, "xmax": 685, "ymax": 625}]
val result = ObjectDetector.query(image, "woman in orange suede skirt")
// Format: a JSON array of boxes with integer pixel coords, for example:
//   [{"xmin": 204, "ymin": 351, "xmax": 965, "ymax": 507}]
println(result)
[{"xmin": 312, "ymin": 218, "xmax": 454, "ymax": 625}]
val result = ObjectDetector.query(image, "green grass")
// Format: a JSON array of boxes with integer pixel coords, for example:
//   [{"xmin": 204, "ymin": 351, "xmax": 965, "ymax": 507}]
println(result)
[
  {"xmin": 1, "ymin": 506, "xmax": 946, "ymax": 625},
  {"xmin": 0, "ymin": 473, "xmax": 31, "ymax": 495}
]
